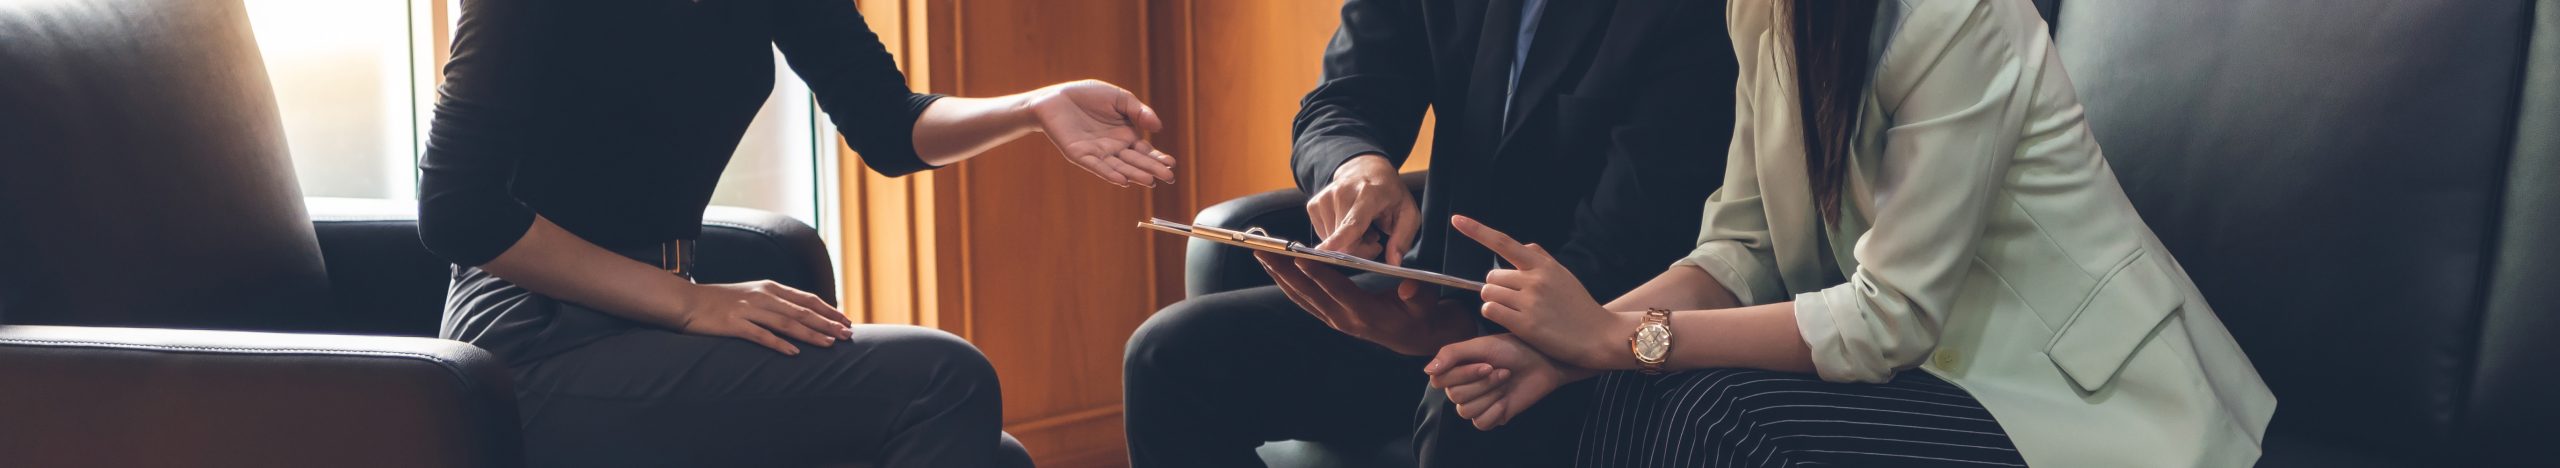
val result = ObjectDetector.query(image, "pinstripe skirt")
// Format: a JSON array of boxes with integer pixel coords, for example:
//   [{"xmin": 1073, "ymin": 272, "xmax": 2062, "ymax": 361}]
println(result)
[{"xmin": 1575, "ymin": 369, "xmax": 2027, "ymax": 467}]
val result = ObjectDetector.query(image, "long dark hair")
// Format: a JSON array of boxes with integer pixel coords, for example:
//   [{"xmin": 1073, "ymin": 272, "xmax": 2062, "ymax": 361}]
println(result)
[{"xmin": 1789, "ymin": 0, "xmax": 1878, "ymax": 225}]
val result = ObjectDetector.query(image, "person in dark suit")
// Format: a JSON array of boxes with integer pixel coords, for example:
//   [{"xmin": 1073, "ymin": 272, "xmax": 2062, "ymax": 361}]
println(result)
[{"xmin": 1122, "ymin": 0, "xmax": 1735, "ymax": 466}]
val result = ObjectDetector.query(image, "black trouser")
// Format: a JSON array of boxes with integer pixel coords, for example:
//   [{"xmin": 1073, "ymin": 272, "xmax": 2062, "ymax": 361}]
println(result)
[
  {"xmin": 1124, "ymin": 273, "xmax": 1590, "ymax": 467},
  {"xmin": 446, "ymin": 262, "xmax": 1031, "ymax": 467}
]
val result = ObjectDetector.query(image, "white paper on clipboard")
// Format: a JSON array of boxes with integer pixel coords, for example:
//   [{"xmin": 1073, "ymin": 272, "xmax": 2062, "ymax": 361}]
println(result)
[{"xmin": 1138, "ymin": 218, "xmax": 1487, "ymax": 291}]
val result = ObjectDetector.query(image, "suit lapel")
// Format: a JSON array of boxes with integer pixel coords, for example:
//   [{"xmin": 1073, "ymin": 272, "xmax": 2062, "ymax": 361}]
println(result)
[
  {"xmin": 1493, "ymin": 0, "xmax": 1613, "ymax": 154},
  {"xmin": 1433, "ymin": 0, "xmax": 1522, "ymax": 281},
  {"xmin": 1458, "ymin": 0, "xmax": 1523, "ymax": 170}
]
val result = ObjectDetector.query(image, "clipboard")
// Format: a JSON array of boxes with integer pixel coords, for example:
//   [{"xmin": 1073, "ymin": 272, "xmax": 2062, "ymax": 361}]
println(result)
[{"xmin": 1139, "ymin": 218, "xmax": 1486, "ymax": 291}]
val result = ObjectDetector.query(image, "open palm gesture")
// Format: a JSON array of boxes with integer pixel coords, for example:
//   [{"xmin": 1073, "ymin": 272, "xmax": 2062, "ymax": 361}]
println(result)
[{"xmin": 1026, "ymin": 80, "xmax": 1176, "ymax": 187}]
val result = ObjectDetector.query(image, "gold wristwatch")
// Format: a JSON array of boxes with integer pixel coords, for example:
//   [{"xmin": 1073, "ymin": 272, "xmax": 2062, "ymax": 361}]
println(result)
[{"xmin": 1631, "ymin": 308, "xmax": 1673, "ymax": 375}]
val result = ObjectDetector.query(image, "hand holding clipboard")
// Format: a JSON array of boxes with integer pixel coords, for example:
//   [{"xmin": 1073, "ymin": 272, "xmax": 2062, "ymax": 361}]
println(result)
[{"xmin": 1138, "ymin": 218, "xmax": 1486, "ymax": 291}]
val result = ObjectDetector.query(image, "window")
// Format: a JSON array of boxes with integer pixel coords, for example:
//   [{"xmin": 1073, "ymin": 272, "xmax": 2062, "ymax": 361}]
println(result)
[
  {"xmin": 243, "ymin": 0, "xmax": 418, "ymax": 200},
  {"xmin": 244, "ymin": 0, "xmax": 836, "ymax": 227}
]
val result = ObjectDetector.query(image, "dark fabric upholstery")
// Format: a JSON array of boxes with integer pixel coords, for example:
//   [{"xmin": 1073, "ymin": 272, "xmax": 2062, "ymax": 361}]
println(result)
[
  {"xmin": 0, "ymin": 0, "xmax": 330, "ymax": 330},
  {"xmin": 2054, "ymin": 0, "xmax": 2552, "ymax": 465}
]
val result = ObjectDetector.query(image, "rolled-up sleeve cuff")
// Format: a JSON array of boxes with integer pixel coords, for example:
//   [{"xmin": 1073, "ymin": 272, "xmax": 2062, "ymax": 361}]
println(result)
[
  {"xmin": 1676, "ymin": 241, "xmax": 1785, "ymax": 306},
  {"xmin": 1795, "ymin": 286, "xmax": 1894, "ymax": 384}
]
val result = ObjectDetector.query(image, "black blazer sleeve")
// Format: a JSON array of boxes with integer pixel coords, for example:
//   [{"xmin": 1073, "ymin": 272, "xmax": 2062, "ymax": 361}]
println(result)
[
  {"xmin": 1289, "ymin": 0, "xmax": 1435, "ymax": 194},
  {"xmin": 769, "ymin": 0, "xmax": 945, "ymax": 177},
  {"xmin": 416, "ymin": 0, "xmax": 549, "ymax": 267}
]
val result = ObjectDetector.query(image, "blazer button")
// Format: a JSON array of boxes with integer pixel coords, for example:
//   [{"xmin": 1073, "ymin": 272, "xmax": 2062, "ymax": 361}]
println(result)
[{"xmin": 1932, "ymin": 349, "xmax": 1959, "ymax": 368}]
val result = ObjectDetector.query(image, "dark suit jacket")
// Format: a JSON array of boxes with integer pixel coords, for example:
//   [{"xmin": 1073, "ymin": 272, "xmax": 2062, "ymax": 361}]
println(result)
[{"xmin": 1292, "ymin": 0, "xmax": 1738, "ymax": 300}]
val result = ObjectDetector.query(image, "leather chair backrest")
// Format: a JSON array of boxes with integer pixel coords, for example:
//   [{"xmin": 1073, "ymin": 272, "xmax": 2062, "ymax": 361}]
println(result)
[
  {"xmin": 0, "ymin": 0, "xmax": 331, "ymax": 329},
  {"xmin": 2054, "ymin": 0, "xmax": 2554, "ymax": 464}
]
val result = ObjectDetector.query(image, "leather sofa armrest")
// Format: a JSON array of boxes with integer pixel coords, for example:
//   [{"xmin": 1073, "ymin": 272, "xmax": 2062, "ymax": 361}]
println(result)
[
  {"xmin": 0, "ymin": 325, "xmax": 523, "ymax": 467},
  {"xmin": 701, "ymin": 206, "xmax": 839, "ymax": 305},
  {"xmin": 1184, "ymin": 171, "xmax": 1427, "ymax": 298}
]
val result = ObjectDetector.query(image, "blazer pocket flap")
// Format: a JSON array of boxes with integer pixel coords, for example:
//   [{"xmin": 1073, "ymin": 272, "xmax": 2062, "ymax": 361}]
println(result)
[{"xmin": 2045, "ymin": 252, "xmax": 2182, "ymax": 393}]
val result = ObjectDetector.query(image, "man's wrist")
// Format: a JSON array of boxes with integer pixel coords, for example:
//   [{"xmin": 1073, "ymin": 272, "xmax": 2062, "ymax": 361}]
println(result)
[{"xmin": 1333, "ymin": 153, "xmax": 1395, "ymax": 183}]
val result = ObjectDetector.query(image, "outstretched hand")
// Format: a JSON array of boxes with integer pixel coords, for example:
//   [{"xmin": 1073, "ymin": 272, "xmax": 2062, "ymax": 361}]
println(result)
[{"xmin": 1025, "ymin": 80, "xmax": 1175, "ymax": 187}]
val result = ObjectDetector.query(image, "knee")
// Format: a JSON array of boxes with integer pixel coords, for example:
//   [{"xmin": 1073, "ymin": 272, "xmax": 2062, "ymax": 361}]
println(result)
[
  {"xmin": 994, "ymin": 431, "xmax": 1034, "ymax": 468},
  {"xmin": 864, "ymin": 325, "xmax": 998, "ymax": 391},
  {"xmin": 1124, "ymin": 298, "xmax": 1220, "ymax": 378}
]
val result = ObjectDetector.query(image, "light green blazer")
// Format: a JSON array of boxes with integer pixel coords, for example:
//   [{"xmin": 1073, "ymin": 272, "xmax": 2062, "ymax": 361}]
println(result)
[{"xmin": 1689, "ymin": 1, "xmax": 2277, "ymax": 465}]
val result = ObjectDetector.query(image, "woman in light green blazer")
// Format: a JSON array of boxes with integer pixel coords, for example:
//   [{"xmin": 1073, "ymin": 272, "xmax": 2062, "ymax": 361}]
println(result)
[{"xmin": 1420, "ymin": 0, "xmax": 2275, "ymax": 466}]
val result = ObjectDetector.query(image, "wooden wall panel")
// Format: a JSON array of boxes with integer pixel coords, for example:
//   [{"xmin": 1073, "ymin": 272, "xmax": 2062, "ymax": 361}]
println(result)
[
  {"xmin": 944, "ymin": 1, "xmax": 1156, "ymax": 466},
  {"xmin": 1172, "ymin": 0, "xmax": 1433, "ymax": 207}
]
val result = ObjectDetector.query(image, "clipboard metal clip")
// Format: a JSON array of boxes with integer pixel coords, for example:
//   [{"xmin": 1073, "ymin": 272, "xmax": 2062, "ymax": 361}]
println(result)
[
  {"xmin": 1192, "ymin": 224, "xmax": 1296, "ymax": 250},
  {"xmin": 1139, "ymin": 217, "xmax": 1486, "ymax": 291}
]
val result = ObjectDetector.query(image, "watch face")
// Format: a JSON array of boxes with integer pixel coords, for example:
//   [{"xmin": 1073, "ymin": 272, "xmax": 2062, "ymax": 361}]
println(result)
[{"xmin": 1633, "ymin": 324, "xmax": 1671, "ymax": 362}]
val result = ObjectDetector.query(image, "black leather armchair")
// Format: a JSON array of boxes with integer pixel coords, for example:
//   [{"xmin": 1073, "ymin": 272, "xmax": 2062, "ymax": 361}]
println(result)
[
  {"xmin": 0, "ymin": 202, "xmax": 838, "ymax": 467},
  {"xmin": 0, "ymin": 1, "xmax": 839, "ymax": 466},
  {"xmin": 1187, "ymin": 1, "xmax": 2558, "ymax": 467}
]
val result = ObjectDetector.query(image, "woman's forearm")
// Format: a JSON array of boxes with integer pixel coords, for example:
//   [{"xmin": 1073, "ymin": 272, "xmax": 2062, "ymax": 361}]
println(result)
[
  {"xmin": 476, "ymin": 215, "xmax": 701, "ymax": 328},
  {"xmin": 910, "ymin": 94, "xmax": 1040, "ymax": 167},
  {"xmin": 1591, "ymin": 266, "xmax": 1814, "ymax": 374},
  {"xmin": 1603, "ymin": 265, "xmax": 1745, "ymax": 312},
  {"xmin": 1661, "ymin": 303, "xmax": 1817, "ymax": 373}
]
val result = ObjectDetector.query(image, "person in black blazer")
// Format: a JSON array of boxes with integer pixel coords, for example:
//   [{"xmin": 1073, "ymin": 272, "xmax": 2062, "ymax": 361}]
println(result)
[{"xmin": 1122, "ymin": 0, "xmax": 1735, "ymax": 466}]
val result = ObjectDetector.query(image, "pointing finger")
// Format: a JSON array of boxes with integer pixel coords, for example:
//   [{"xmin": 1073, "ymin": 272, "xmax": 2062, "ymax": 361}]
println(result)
[{"xmin": 1451, "ymin": 215, "xmax": 1549, "ymax": 269}]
